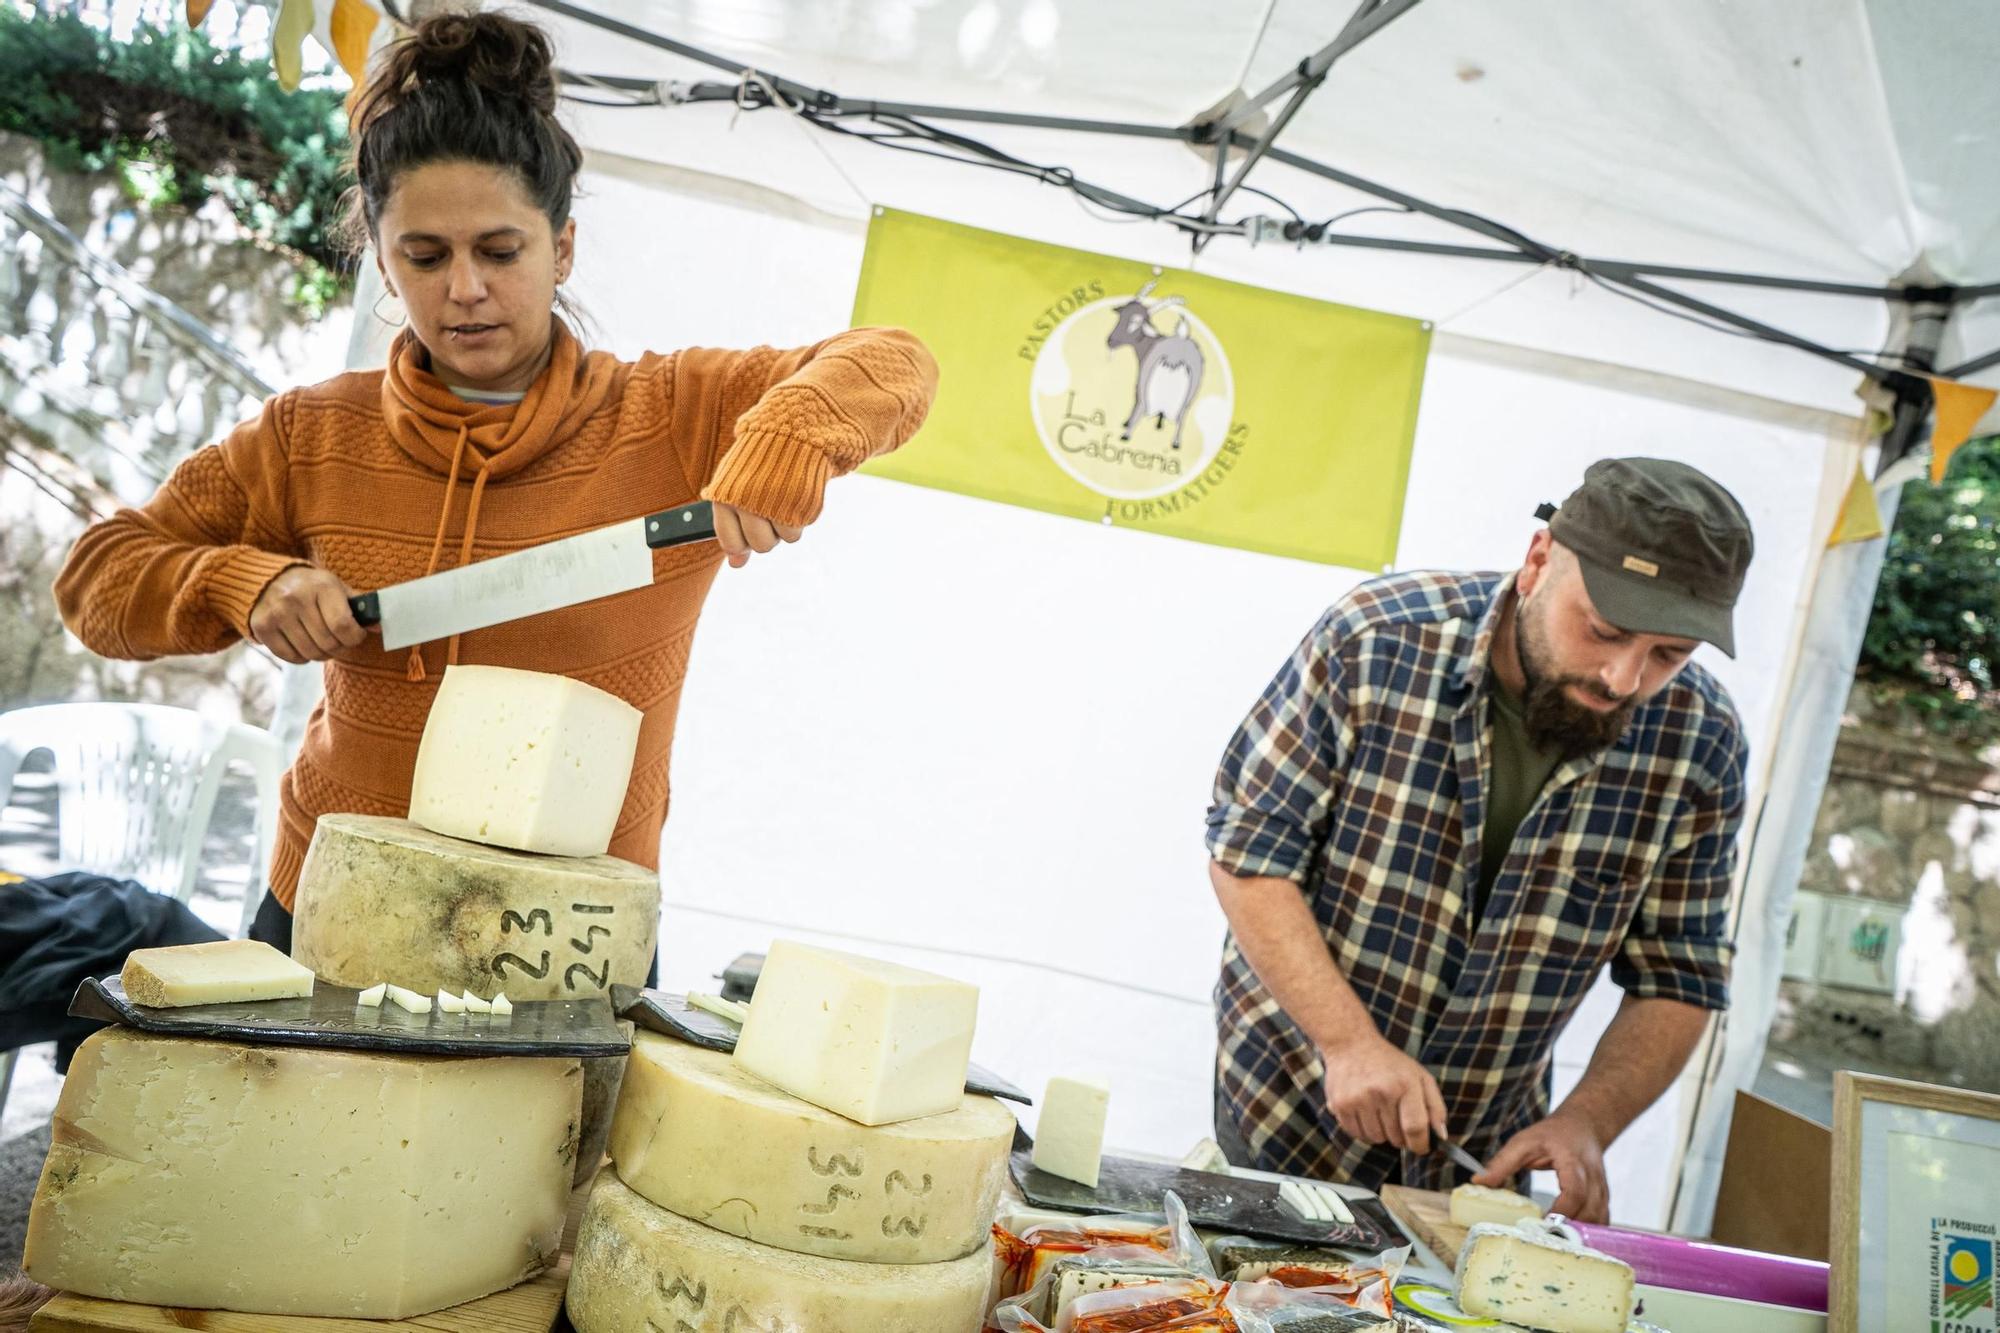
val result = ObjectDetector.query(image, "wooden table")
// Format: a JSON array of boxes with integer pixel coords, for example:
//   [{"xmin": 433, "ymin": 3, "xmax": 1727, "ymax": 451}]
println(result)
[{"xmin": 31, "ymin": 1167, "xmax": 599, "ymax": 1333}]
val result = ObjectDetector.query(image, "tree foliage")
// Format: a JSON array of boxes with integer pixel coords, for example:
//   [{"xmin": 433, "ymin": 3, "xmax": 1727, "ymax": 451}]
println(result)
[
  {"xmin": 0, "ymin": 7, "xmax": 354, "ymax": 306},
  {"xmin": 1861, "ymin": 435, "xmax": 2000, "ymax": 741}
]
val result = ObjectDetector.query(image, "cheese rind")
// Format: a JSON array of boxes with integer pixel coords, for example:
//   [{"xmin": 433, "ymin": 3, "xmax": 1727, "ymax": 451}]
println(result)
[
  {"xmin": 23, "ymin": 1028, "xmax": 580, "ymax": 1318},
  {"xmin": 732, "ymin": 940, "xmax": 979, "ymax": 1126},
  {"xmin": 119, "ymin": 939, "xmax": 313, "ymax": 1007},
  {"xmin": 1456, "ymin": 1219, "xmax": 1635, "ymax": 1333},
  {"xmin": 1032, "ymin": 1076, "xmax": 1110, "ymax": 1188},
  {"xmin": 409, "ymin": 664, "xmax": 642, "ymax": 857},
  {"xmin": 293, "ymin": 815, "xmax": 659, "ymax": 1001},
  {"xmin": 565, "ymin": 1172, "xmax": 989, "ymax": 1333},
  {"xmin": 610, "ymin": 1032, "xmax": 1014, "ymax": 1264},
  {"xmin": 1450, "ymin": 1182, "xmax": 1543, "ymax": 1228}
]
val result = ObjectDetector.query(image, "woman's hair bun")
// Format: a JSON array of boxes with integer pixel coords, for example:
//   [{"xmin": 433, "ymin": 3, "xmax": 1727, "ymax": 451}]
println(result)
[{"xmin": 400, "ymin": 12, "xmax": 558, "ymax": 116}]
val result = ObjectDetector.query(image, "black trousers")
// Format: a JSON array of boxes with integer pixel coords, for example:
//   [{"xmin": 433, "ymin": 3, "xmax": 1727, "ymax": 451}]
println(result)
[{"xmin": 245, "ymin": 892, "xmax": 660, "ymax": 988}]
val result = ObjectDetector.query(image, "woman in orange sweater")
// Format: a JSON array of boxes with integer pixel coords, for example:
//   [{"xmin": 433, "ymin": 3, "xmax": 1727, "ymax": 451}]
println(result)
[{"xmin": 54, "ymin": 13, "xmax": 937, "ymax": 953}]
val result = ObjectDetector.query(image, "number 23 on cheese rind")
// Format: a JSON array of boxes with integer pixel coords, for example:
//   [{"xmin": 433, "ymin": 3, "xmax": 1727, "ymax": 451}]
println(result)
[
  {"xmin": 611, "ymin": 1032, "xmax": 1016, "ymax": 1265},
  {"xmin": 732, "ymin": 940, "xmax": 979, "ymax": 1127}
]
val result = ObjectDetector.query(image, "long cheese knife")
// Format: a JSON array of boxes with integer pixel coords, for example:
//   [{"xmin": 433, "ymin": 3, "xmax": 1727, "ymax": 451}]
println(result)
[{"xmin": 348, "ymin": 501, "xmax": 717, "ymax": 650}]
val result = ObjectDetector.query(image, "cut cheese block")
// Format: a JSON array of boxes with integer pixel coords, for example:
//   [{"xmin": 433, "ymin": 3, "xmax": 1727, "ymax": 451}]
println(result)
[
  {"xmin": 292, "ymin": 815, "xmax": 659, "ymax": 1000},
  {"xmin": 410, "ymin": 664, "xmax": 642, "ymax": 857},
  {"xmin": 1450, "ymin": 1182, "xmax": 1543, "ymax": 1228},
  {"xmin": 119, "ymin": 939, "xmax": 313, "ymax": 1007},
  {"xmin": 1032, "ymin": 1075, "xmax": 1110, "ymax": 1188},
  {"xmin": 1456, "ymin": 1219, "xmax": 1635, "ymax": 1333},
  {"xmin": 733, "ymin": 940, "xmax": 978, "ymax": 1126},
  {"xmin": 23, "ymin": 1027, "xmax": 580, "ymax": 1318},
  {"xmin": 610, "ymin": 1032, "xmax": 1014, "ymax": 1264},
  {"xmin": 565, "ymin": 1172, "xmax": 989, "ymax": 1333}
]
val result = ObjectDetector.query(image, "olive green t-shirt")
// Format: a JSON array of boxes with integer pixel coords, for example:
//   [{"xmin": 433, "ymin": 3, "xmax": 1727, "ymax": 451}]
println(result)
[{"xmin": 1477, "ymin": 679, "xmax": 1566, "ymax": 919}]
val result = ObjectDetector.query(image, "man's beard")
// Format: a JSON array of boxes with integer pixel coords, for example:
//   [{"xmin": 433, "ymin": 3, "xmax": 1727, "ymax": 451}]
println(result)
[{"xmin": 1515, "ymin": 598, "xmax": 1637, "ymax": 760}]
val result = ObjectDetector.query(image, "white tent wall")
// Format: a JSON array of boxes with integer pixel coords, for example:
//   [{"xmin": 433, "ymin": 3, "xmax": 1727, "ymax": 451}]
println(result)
[{"xmin": 562, "ymin": 157, "xmax": 1853, "ymax": 1226}]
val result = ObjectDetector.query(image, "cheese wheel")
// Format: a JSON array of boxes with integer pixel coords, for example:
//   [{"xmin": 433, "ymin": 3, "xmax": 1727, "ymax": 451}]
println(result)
[
  {"xmin": 566, "ymin": 1172, "xmax": 989, "ymax": 1333},
  {"xmin": 292, "ymin": 813, "xmax": 658, "ymax": 1183},
  {"xmin": 25, "ymin": 1028, "xmax": 579, "ymax": 1319},
  {"xmin": 611, "ymin": 1032, "xmax": 1014, "ymax": 1264},
  {"xmin": 293, "ymin": 814, "xmax": 659, "ymax": 999}
]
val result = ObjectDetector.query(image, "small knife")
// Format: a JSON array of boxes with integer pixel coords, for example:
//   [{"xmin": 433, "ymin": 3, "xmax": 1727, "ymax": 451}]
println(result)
[
  {"xmin": 348, "ymin": 501, "xmax": 718, "ymax": 650},
  {"xmin": 1438, "ymin": 1135, "xmax": 1488, "ymax": 1178}
]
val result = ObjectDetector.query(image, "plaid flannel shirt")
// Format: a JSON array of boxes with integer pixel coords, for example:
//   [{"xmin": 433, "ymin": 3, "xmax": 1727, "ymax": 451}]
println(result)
[{"xmin": 1206, "ymin": 571, "xmax": 1744, "ymax": 1192}]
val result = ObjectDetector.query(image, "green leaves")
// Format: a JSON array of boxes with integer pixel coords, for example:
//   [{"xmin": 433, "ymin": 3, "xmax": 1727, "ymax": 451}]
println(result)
[
  {"xmin": 0, "ymin": 7, "xmax": 354, "ymax": 313},
  {"xmin": 1862, "ymin": 436, "xmax": 2000, "ymax": 742}
]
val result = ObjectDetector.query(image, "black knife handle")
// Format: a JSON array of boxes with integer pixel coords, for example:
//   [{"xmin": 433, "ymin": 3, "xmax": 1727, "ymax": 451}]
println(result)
[
  {"xmin": 349, "ymin": 592, "xmax": 382, "ymax": 627},
  {"xmin": 645, "ymin": 500, "xmax": 718, "ymax": 549}
]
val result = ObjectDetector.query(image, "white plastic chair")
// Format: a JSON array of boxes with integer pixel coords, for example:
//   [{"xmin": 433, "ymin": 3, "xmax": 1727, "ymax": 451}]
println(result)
[{"xmin": 0, "ymin": 702, "xmax": 283, "ymax": 1113}]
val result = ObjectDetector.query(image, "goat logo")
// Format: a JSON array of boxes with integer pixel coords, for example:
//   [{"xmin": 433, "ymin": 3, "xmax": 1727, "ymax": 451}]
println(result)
[
  {"xmin": 1028, "ymin": 277, "xmax": 1234, "ymax": 501},
  {"xmin": 1107, "ymin": 279, "xmax": 1204, "ymax": 450}
]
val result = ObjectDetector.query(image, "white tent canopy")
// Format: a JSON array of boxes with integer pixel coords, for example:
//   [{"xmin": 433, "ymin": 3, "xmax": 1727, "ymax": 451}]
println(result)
[{"xmin": 413, "ymin": 0, "xmax": 1998, "ymax": 1229}]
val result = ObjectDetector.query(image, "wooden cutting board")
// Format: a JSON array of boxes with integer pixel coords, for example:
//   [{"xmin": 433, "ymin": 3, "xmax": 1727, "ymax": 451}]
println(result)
[
  {"xmin": 30, "ymin": 1166, "xmax": 599, "ymax": 1332},
  {"xmin": 1381, "ymin": 1185, "xmax": 1466, "ymax": 1268}
]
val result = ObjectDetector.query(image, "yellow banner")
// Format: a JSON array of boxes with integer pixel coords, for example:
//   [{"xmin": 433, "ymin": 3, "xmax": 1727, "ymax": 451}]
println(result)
[{"xmin": 855, "ymin": 209, "xmax": 1430, "ymax": 569}]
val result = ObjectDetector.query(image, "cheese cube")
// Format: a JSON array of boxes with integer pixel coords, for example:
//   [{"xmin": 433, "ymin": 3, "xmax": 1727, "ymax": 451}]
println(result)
[
  {"xmin": 409, "ymin": 665, "xmax": 642, "ymax": 857},
  {"xmin": 119, "ymin": 939, "xmax": 313, "ymax": 1008},
  {"xmin": 732, "ymin": 941, "xmax": 979, "ymax": 1126},
  {"xmin": 356, "ymin": 982, "xmax": 387, "ymax": 1007},
  {"xmin": 385, "ymin": 984, "xmax": 431, "ymax": 1014},
  {"xmin": 1450, "ymin": 1182, "xmax": 1543, "ymax": 1228},
  {"xmin": 24, "ymin": 1028, "xmax": 580, "ymax": 1318},
  {"xmin": 491, "ymin": 992, "xmax": 514, "ymax": 1016},
  {"xmin": 1457, "ymin": 1220, "xmax": 1635, "ymax": 1333},
  {"xmin": 1033, "ymin": 1075, "xmax": 1110, "ymax": 1188}
]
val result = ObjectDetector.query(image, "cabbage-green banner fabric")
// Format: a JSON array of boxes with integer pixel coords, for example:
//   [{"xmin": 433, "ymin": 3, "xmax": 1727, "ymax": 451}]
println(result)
[{"xmin": 855, "ymin": 208, "xmax": 1430, "ymax": 569}]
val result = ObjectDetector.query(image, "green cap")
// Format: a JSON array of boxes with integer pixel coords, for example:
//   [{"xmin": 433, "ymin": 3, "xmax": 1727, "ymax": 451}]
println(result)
[{"xmin": 1539, "ymin": 458, "xmax": 1755, "ymax": 658}]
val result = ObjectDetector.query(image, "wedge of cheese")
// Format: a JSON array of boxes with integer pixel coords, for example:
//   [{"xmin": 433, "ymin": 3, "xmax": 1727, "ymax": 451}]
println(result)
[
  {"xmin": 23, "ymin": 1028, "xmax": 580, "ymax": 1318},
  {"xmin": 1456, "ymin": 1218, "xmax": 1635, "ymax": 1333},
  {"xmin": 565, "ymin": 1172, "xmax": 989, "ymax": 1333},
  {"xmin": 732, "ymin": 940, "xmax": 978, "ymax": 1126},
  {"xmin": 1449, "ymin": 1182, "xmax": 1543, "ymax": 1228},
  {"xmin": 119, "ymin": 939, "xmax": 313, "ymax": 1007},
  {"xmin": 610, "ymin": 1032, "xmax": 1015, "ymax": 1264},
  {"xmin": 1032, "ymin": 1075, "xmax": 1110, "ymax": 1188},
  {"xmin": 409, "ymin": 664, "xmax": 642, "ymax": 857}
]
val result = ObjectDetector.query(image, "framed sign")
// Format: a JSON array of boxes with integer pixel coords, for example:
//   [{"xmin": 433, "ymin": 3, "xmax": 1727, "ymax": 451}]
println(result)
[{"xmin": 1832, "ymin": 1072, "xmax": 2000, "ymax": 1333}]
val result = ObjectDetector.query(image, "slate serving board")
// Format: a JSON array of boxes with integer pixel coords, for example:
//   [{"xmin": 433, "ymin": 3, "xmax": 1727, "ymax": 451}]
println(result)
[
  {"xmin": 1009, "ymin": 1149, "xmax": 1407, "ymax": 1252},
  {"xmin": 611, "ymin": 984, "xmax": 1033, "ymax": 1105},
  {"xmin": 70, "ymin": 975, "xmax": 631, "ymax": 1058}
]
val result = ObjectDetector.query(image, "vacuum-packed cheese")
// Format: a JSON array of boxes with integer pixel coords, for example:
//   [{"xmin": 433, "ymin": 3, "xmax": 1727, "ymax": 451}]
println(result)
[
  {"xmin": 565, "ymin": 1172, "xmax": 989, "ymax": 1333},
  {"xmin": 733, "ymin": 940, "xmax": 978, "ymax": 1126},
  {"xmin": 119, "ymin": 938, "xmax": 313, "ymax": 1007},
  {"xmin": 23, "ymin": 1027, "xmax": 579, "ymax": 1319},
  {"xmin": 610, "ymin": 1031, "xmax": 1014, "ymax": 1264},
  {"xmin": 1456, "ymin": 1219, "xmax": 1634, "ymax": 1333},
  {"xmin": 410, "ymin": 664, "xmax": 641, "ymax": 856}
]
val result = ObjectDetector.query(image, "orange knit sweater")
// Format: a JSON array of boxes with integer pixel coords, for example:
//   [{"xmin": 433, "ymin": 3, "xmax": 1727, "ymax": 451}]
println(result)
[{"xmin": 55, "ymin": 321, "xmax": 937, "ymax": 909}]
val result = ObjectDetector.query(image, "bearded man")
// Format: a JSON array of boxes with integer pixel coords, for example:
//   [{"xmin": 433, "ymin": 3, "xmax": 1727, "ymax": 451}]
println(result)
[{"xmin": 1205, "ymin": 458, "xmax": 1754, "ymax": 1222}]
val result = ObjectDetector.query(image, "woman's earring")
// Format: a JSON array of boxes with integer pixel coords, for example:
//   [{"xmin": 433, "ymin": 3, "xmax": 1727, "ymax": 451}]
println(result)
[{"xmin": 372, "ymin": 287, "xmax": 406, "ymax": 328}]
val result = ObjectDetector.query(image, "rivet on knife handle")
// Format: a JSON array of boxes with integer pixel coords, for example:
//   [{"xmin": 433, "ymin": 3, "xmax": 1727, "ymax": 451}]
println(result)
[
  {"xmin": 645, "ymin": 501, "xmax": 718, "ymax": 549},
  {"xmin": 349, "ymin": 592, "xmax": 382, "ymax": 626}
]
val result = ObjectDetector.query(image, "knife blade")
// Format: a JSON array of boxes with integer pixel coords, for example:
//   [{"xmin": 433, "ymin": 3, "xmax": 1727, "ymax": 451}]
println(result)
[
  {"xmin": 1438, "ymin": 1135, "xmax": 1488, "ymax": 1178},
  {"xmin": 348, "ymin": 501, "xmax": 717, "ymax": 650}
]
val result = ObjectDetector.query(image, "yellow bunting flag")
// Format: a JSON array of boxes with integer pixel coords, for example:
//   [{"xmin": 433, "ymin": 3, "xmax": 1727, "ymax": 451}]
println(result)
[
  {"xmin": 853, "ymin": 209, "xmax": 1429, "ymax": 569},
  {"xmin": 270, "ymin": 0, "xmax": 315, "ymax": 91},
  {"xmin": 1925, "ymin": 375, "xmax": 1999, "ymax": 484},
  {"xmin": 185, "ymin": 0, "xmax": 214, "ymax": 27},
  {"xmin": 324, "ymin": 0, "xmax": 382, "ymax": 82},
  {"xmin": 1827, "ymin": 460, "xmax": 1886, "ymax": 547}
]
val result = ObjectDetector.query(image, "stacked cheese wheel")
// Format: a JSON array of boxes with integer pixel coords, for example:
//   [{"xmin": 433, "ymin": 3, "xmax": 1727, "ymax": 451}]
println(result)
[
  {"xmin": 566, "ymin": 942, "xmax": 1016, "ymax": 1333},
  {"xmin": 291, "ymin": 667, "xmax": 662, "ymax": 1179}
]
